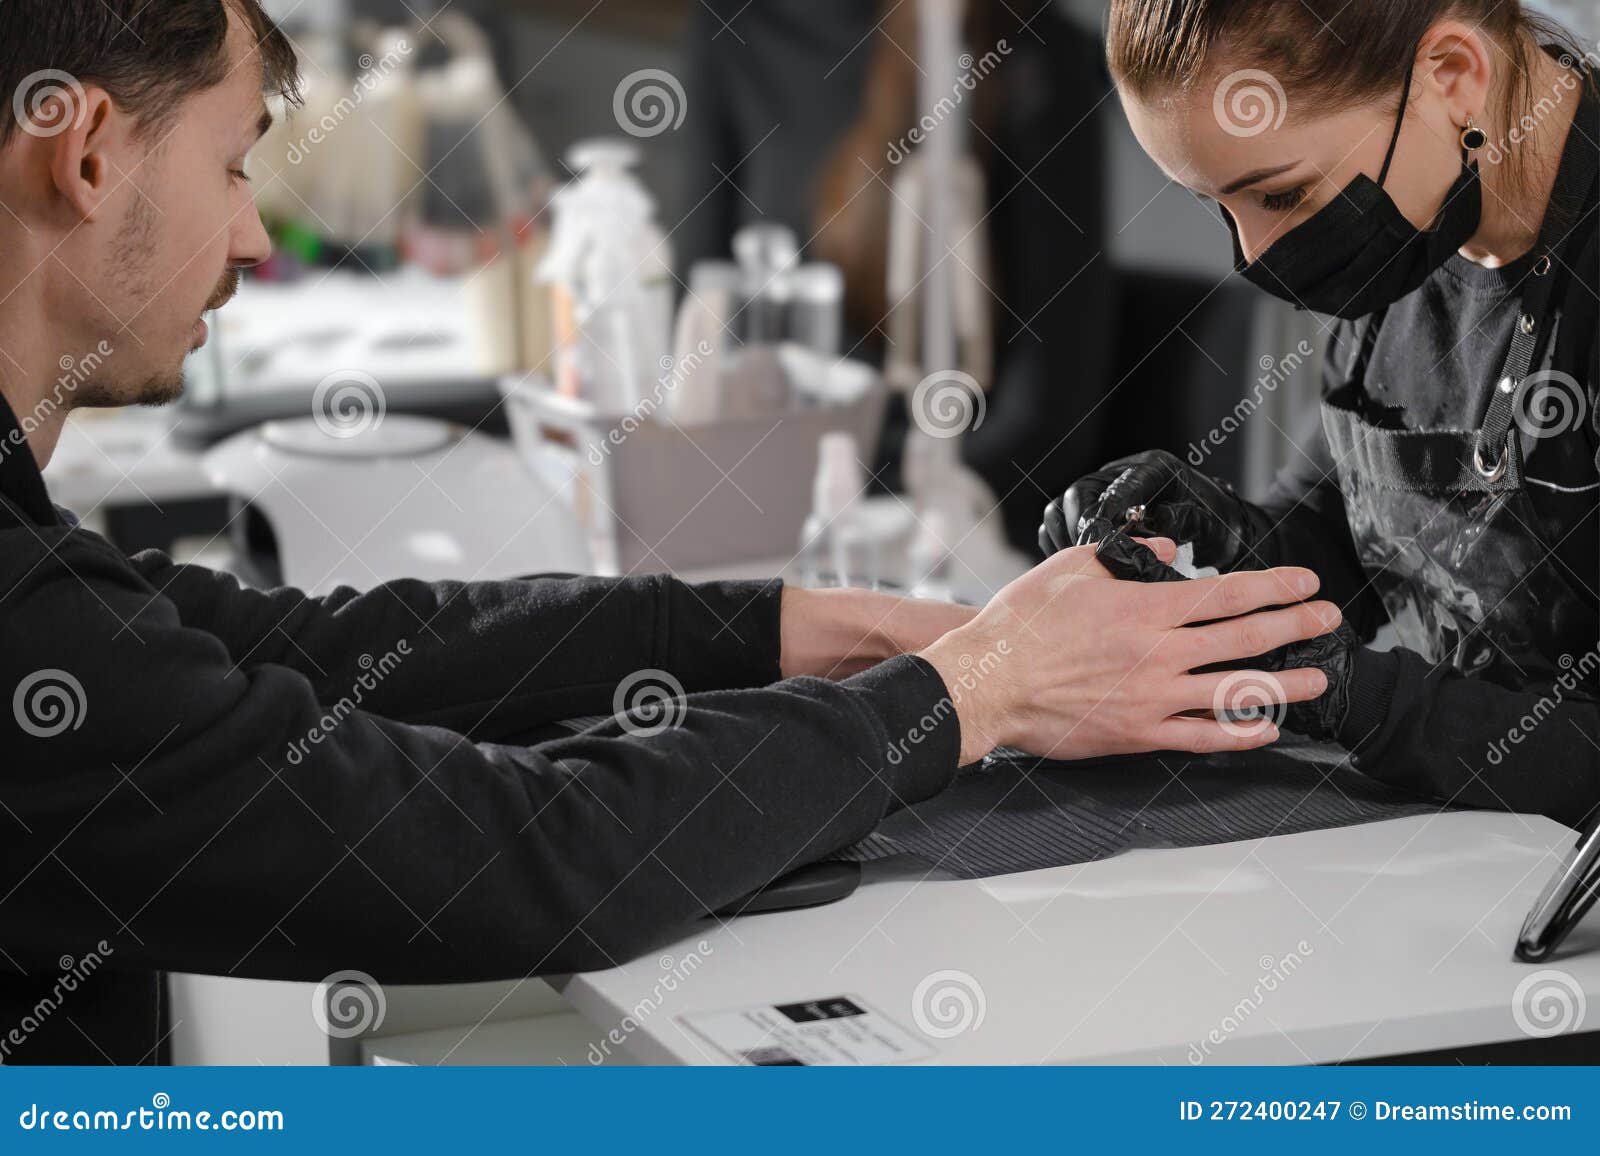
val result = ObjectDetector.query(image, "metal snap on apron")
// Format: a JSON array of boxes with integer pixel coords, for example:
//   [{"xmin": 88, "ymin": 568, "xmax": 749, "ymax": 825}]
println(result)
[{"xmin": 1320, "ymin": 109, "xmax": 1598, "ymax": 689}]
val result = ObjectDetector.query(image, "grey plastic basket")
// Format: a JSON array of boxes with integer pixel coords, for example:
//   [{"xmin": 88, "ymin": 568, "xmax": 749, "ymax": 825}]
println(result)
[{"xmin": 500, "ymin": 365, "xmax": 887, "ymax": 574}]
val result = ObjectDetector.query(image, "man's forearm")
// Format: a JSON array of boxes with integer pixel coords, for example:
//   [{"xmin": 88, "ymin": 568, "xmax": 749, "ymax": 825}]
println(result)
[
  {"xmin": 131, "ymin": 550, "xmax": 787, "ymax": 737},
  {"xmin": 779, "ymin": 586, "xmax": 978, "ymax": 680},
  {"xmin": 10, "ymin": 530, "xmax": 967, "ymax": 981}
]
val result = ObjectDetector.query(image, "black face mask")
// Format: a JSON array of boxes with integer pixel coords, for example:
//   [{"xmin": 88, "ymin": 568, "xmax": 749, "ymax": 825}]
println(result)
[{"xmin": 1224, "ymin": 58, "xmax": 1483, "ymax": 319}]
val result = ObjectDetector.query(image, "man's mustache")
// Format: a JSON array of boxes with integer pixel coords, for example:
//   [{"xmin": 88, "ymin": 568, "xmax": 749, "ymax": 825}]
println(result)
[{"xmin": 205, "ymin": 269, "xmax": 240, "ymax": 313}]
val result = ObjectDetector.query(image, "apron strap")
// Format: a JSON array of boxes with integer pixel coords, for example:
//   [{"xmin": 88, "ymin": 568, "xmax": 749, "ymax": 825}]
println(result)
[
  {"xmin": 1349, "ymin": 306, "xmax": 1388, "ymax": 383},
  {"xmin": 1472, "ymin": 105, "xmax": 1599, "ymax": 481}
]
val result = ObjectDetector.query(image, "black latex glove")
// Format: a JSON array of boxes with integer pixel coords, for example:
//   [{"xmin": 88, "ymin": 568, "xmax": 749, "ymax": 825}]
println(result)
[
  {"xmin": 1039, "ymin": 449, "xmax": 1270, "ymax": 573},
  {"xmin": 1093, "ymin": 527, "xmax": 1188, "ymax": 583},
  {"xmin": 1254, "ymin": 622, "xmax": 1358, "ymax": 742},
  {"xmin": 1095, "ymin": 525, "xmax": 1357, "ymax": 742}
]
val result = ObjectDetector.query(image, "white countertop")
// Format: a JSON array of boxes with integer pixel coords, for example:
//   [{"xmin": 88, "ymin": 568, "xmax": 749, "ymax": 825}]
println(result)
[
  {"xmin": 558, "ymin": 811, "xmax": 1600, "ymax": 1065},
  {"xmin": 43, "ymin": 408, "xmax": 216, "ymax": 512}
]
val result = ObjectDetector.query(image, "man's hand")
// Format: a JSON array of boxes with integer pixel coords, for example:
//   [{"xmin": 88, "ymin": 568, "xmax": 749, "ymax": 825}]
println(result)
[
  {"xmin": 920, "ymin": 543, "xmax": 1340, "ymax": 765},
  {"xmin": 779, "ymin": 586, "xmax": 978, "ymax": 680}
]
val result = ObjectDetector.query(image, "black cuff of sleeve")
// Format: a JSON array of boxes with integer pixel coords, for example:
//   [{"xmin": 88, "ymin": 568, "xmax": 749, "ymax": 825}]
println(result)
[
  {"xmin": 1337, "ymin": 646, "xmax": 1400, "ymax": 752},
  {"xmin": 664, "ymin": 578, "xmax": 785, "ymax": 693},
  {"xmin": 843, "ymin": 654, "xmax": 961, "ymax": 807}
]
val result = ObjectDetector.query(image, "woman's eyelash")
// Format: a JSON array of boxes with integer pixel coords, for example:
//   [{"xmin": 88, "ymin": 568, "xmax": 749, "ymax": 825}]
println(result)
[{"xmin": 1260, "ymin": 187, "xmax": 1307, "ymax": 212}]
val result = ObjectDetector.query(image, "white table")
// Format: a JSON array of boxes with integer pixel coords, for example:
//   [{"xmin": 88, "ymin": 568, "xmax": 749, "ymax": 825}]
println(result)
[
  {"xmin": 556, "ymin": 812, "xmax": 1600, "ymax": 1065},
  {"xmin": 43, "ymin": 408, "xmax": 216, "ymax": 513}
]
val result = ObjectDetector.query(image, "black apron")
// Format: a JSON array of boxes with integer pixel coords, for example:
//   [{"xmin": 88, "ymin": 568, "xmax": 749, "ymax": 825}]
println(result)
[{"xmin": 1321, "ymin": 106, "xmax": 1599, "ymax": 690}]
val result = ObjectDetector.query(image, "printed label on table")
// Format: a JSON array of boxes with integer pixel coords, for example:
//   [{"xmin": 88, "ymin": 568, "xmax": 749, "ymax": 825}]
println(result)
[{"xmin": 679, "ymin": 995, "xmax": 933, "ymax": 1066}]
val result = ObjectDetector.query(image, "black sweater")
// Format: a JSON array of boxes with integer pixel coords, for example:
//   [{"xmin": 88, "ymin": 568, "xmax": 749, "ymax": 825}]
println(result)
[
  {"xmin": 1256, "ymin": 98, "xmax": 1599, "ymax": 831},
  {"xmin": 0, "ymin": 399, "xmax": 959, "ymax": 1065}
]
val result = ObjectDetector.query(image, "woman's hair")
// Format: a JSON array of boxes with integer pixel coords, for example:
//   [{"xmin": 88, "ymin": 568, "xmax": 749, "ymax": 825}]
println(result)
[{"xmin": 1108, "ymin": 1, "xmax": 1589, "ymax": 184}]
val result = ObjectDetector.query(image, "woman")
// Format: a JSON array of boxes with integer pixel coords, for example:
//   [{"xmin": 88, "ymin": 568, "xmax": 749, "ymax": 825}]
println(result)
[{"xmin": 1041, "ymin": 1, "xmax": 1599, "ymax": 828}]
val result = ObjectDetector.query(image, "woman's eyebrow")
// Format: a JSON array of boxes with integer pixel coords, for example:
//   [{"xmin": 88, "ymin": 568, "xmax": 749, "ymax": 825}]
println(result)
[{"xmin": 1217, "ymin": 161, "xmax": 1301, "ymax": 196}]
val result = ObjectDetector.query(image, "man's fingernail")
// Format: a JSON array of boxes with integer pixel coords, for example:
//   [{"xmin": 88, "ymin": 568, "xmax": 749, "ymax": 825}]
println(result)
[{"xmin": 1295, "ymin": 571, "xmax": 1318, "ymax": 596}]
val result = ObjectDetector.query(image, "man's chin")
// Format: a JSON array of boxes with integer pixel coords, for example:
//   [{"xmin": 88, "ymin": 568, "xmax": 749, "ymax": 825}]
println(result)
[
  {"xmin": 136, "ymin": 373, "xmax": 186, "ymax": 408},
  {"xmin": 115, "ymin": 366, "xmax": 186, "ymax": 409},
  {"xmin": 71, "ymin": 367, "xmax": 185, "ymax": 410}
]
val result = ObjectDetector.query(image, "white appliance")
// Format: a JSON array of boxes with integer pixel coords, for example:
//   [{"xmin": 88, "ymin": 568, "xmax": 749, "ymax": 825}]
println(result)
[{"xmin": 202, "ymin": 414, "xmax": 590, "ymax": 594}]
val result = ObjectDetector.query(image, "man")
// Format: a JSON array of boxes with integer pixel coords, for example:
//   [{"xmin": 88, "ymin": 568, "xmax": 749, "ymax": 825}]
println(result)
[{"xmin": 0, "ymin": 1, "xmax": 1339, "ymax": 1064}]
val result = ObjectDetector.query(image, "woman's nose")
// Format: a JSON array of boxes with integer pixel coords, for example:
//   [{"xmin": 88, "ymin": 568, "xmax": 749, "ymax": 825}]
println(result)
[{"xmin": 1221, "ymin": 206, "xmax": 1270, "ymax": 266}]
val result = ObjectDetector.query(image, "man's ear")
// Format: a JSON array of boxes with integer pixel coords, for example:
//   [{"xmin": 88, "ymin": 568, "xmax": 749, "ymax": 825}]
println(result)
[{"xmin": 36, "ymin": 84, "xmax": 125, "ymax": 221}]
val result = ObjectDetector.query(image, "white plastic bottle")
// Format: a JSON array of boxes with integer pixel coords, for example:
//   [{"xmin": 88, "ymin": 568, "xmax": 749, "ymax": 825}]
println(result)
[
  {"xmin": 668, "ymin": 260, "xmax": 740, "ymax": 425},
  {"xmin": 907, "ymin": 508, "xmax": 955, "ymax": 602},
  {"xmin": 732, "ymin": 222, "xmax": 799, "ymax": 345},
  {"xmin": 798, "ymin": 432, "xmax": 873, "ymax": 588},
  {"xmin": 538, "ymin": 140, "xmax": 673, "ymax": 413}
]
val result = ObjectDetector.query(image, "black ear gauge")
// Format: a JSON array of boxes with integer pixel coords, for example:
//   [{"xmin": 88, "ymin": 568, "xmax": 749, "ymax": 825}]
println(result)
[{"xmin": 1460, "ymin": 115, "xmax": 1488, "ymax": 152}]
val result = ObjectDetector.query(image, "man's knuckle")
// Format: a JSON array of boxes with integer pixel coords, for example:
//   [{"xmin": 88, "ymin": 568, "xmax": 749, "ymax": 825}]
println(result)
[
  {"xmin": 1219, "ymin": 580, "xmax": 1251, "ymax": 616},
  {"xmin": 1234, "ymin": 622, "xmax": 1265, "ymax": 656}
]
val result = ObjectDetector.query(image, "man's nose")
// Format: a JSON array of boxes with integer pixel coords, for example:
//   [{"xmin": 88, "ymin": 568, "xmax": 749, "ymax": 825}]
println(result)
[{"xmin": 231, "ymin": 203, "xmax": 272, "ymax": 269}]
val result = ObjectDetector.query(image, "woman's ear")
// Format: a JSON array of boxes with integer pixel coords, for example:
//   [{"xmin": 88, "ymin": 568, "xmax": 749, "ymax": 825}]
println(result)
[{"xmin": 1416, "ymin": 18, "xmax": 1495, "ymax": 126}]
